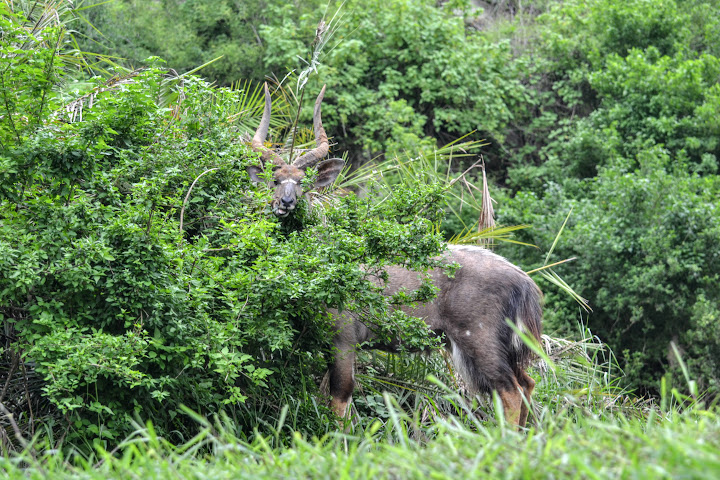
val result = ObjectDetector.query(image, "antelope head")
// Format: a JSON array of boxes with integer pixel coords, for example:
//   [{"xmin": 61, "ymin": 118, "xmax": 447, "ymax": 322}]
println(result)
[{"xmin": 248, "ymin": 83, "xmax": 345, "ymax": 218}]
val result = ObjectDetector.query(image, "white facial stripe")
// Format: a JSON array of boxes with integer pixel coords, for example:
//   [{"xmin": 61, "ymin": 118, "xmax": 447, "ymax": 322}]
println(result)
[{"xmin": 280, "ymin": 179, "xmax": 298, "ymax": 185}]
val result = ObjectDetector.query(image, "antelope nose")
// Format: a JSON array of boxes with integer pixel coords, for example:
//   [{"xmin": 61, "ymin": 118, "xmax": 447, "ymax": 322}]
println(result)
[{"xmin": 281, "ymin": 196, "xmax": 294, "ymax": 207}]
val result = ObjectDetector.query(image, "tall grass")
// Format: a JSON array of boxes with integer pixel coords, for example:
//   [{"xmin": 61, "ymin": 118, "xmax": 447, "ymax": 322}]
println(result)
[
  {"xmin": 4, "ymin": 322, "xmax": 718, "ymax": 479},
  {"xmin": 2, "ymin": 352, "xmax": 718, "ymax": 479}
]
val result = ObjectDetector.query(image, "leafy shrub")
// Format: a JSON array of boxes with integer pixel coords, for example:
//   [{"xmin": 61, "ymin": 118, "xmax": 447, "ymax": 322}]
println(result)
[
  {"xmin": 261, "ymin": 0, "xmax": 528, "ymax": 166},
  {"xmin": 77, "ymin": 0, "xmax": 269, "ymax": 86},
  {"xmin": 587, "ymin": 50, "xmax": 720, "ymax": 167},
  {"xmin": 499, "ymin": 149, "xmax": 720, "ymax": 394},
  {"xmin": 506, "ymin": 0, "xmax": 720, "ymax": 184},
  {"xmin": 0, "ymin": 8, "xmax": 447, "ymax": 447}
]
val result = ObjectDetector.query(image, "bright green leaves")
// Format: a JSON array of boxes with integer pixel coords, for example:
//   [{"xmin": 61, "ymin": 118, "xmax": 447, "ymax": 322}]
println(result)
[
  {"xmin": 1, "ymin": 6, "xmax": 451, "ymax": 447},
  {"xmin": 0, "ymin": 11, "xmax": 65, "ymax": 146},
  {"xmin": 523, "ymin": 0, "xmax": 720, "ymax": 181},
  {"xmin": 499, "ymin": 149, "xmax": 720, "ymax": 394},
  {"xmin": 587, "ymin": 51, "xmax": 720, "ymax": 167},
  {"xmin": 261, "ymin": 0, "xmax": 526, "ymax": 162}
]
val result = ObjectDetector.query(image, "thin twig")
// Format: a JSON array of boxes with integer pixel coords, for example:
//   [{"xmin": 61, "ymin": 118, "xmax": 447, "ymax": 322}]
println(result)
[
  {"xmin": 55, "ymin": 413, "xmax": 71, "ymax": 451},
  {"xmin": 179, "ymin": 168, "xmax": 219, "ymax": 235},
  {"xmin": 0, "ymin": 73, "xmax": 21, "ymax": 143},
  {"xmin": 20, "ymin": 362, "xmax": 35, "ymax": 437},
  {"xmin": 0, "ymin": 354, "xmax": 19, "ymax": 403},
  {"xmin": 287, "ymin": 88, "xmax": 305, "ymax": 164},
  {"xmin": 145, "ymin": 207, "xmax": 154, "ymax": 235},
  {"xmin": 35, "ymin": 26, "xmax": 62, "ymax": 128},
  {"xmin": 447, "ymin": 158, "xmax": 484, "ymax": 188}
]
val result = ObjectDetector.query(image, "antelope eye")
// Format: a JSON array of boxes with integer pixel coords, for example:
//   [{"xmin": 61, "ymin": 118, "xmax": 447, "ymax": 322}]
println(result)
[{"xmin": 270, "ymin": 167, "xmax": 281, "ymax": 185}]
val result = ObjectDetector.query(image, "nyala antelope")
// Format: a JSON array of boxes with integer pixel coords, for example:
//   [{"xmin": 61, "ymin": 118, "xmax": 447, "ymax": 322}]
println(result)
[
  {"xmin": 329, "ymin": 245, "xmax": 543, "ymax": 427},
  {"xmin": 247, "ymin": 82, "xmax": 344, "ymax": 217},
  {"xmin": 247, "ymin": 86, "xmax": 542, "ymax": 427}
]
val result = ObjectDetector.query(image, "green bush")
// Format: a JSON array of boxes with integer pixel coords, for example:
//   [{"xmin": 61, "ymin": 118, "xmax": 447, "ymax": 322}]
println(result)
[
  {"xmin": 506, "ymin": 0, "xmax": 720, "ymax": 185},
  {"xmin": 0, "ymin": 9, "xmax": 447, "ymax": 447},
  {"xmin": 260, "ymin": 0, "xmax": 528, "ymax": 166},
  {"xmin": 499, "ymin": 149, "xmax": 720, "ymax": 394},
  {"xmin": 588, "ymin": 50, "xmax": 720, "ymax": 167},
  {"xmin": 486, "ymin": 0, "xmax": 720, "ymax": 398},
  {"xmin": 77, "ymin": 0, "xmax": 269, "ymax": 86}
]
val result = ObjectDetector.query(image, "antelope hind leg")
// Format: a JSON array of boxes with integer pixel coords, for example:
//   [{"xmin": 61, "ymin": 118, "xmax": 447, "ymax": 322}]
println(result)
[
  {"xmin": 498, "ymin": 388, "xmax": 523, "ymax": 427},
  {"xmin": 517, "ymin": 370, "xmax": 536, "ymax": 427},
  {"xmin": 330, "ymin": 397, "xmax": 350, "ymax": 418}
]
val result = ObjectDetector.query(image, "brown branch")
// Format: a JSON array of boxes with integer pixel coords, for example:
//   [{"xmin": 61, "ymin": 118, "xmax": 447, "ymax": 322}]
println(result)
[
  {"xmin": 0, "ymin": 354, "xmax": 19, "ymax": 403},
  {"xmin": 20, "ymin": 362, "xmax": 35, "ymax": 437},
  {"xmin": 287, "ymin": 88, "xmax": 305, "ymax": 164},
  {"xmin": 447, "ymin": 158, "xmax": 484, "ymax": 188}
]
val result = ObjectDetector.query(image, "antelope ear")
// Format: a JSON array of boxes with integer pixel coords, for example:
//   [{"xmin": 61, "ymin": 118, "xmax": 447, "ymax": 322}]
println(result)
[
  {"xmin": 313, "ymin": 158, "xmax": 345, "ymax": 189},
  {"xmin": 247, "ymin": 165, "xmax": 265, "ymax": 183}
]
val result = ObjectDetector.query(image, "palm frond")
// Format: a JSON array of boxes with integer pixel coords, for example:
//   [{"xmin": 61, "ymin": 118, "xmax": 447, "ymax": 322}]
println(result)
[
  {"xmin": 525, "ymin": 257, "xmax": 576, "ymax": 274},
  {"xmin": 226, "ymin": 81, "xmax": 280, "ymax": 135},
  {"xmin": 449, "ymin": 225, "xmax": 536, "ymax": 246},
  {"xmin": 476, "ymin": 158, "xmax": 495, "ymax": 246},
  {"xmin": 7, "ymin": 0, "xmax": 107, "ymax": 74},
  {"xmin": 544, "ymin": 206, "xmax": 573, "ymax": 265},
  {"xmin": 540, "ymin": 268, "xmax": 591, "ymax": 312},
  {"xmin": 12, "ymin": 0, "xmax": 75, "ymax": 34},
  {"xmin": 56, "ymin": 68, "xmax": 142, "ymax": 123},
  {"xmin": 538, "ymin": 324, "xmax": 638, "ymax": 417},
  {"xmin": 337, "ymin": 137, "xmax": 487, "ymax": 192}
]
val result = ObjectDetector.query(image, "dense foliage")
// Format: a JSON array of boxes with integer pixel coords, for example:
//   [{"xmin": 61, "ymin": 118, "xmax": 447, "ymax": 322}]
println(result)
[
  {"xmin": 0, "ymin": 5, "xmax": 447, "ymax": 445},
  {"xmin": 78, "ymin": 0, "xmax": 271, "ymax": 86},
  {"xmin": 496, "ymin": 0, "xmax": 720, "ymax": 394},
  {"xmin": 5, "ymin": 0, "xmax": 720, "ymax": 449},
  {"xmin": 77, "ymin": 0, "xmax": 529, "ymax": 167},
  {"xmin": 261, "ymin": 0, "xmax": 528, "ymax": 167}
]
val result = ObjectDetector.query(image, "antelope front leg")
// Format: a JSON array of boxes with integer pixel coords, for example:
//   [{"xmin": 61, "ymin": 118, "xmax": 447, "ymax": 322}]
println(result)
[{"xmin": 329, "ymin": 348, "xmax": 356, "ymax": 419}]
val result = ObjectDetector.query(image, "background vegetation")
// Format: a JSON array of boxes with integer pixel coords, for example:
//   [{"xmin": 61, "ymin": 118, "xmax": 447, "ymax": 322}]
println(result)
[
  {"xmin": 1, "ymin": 0, "xmax": 720, "ymax": 476},
  {"xmin": 76, "ymin": 0, "xmax": 720, "ymax": 396}
]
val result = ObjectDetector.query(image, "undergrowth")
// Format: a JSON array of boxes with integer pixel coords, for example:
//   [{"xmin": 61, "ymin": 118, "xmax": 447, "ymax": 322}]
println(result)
[{"xmin": 3, "ymin": 324, "xmax": 719, "ymax": 479}]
